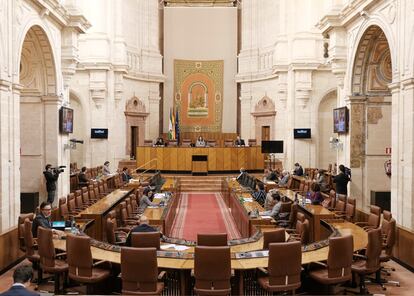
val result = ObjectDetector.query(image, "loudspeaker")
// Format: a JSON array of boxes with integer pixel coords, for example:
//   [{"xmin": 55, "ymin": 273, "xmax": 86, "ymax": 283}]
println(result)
[{"xmin": 21, "ymin": 192, "xmax": 39, "ymax": 213}]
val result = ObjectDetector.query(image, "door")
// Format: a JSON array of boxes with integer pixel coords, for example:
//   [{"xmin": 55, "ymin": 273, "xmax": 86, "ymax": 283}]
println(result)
[
  {"xmin": 130, "ymin": 126, "xmax": 138, "ymax": 159},
  {"xmin": 261, "ymin": 126, "xmax": 270, "ymax": 141}
]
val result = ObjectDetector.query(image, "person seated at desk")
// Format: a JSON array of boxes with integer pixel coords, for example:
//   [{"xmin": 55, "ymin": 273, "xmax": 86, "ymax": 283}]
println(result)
[
  {"xmin": 252, "ymin": 182, "xmax": 266, "ymax": 206},
  {"xmin": 149, "ymin": 171, "xmax": 165, "ymax": 192},
  {"xmin": 278, "ymin": 170, "xmax": 290, "ymax": 187},
  {"xmin": 195, "ymin": 136, "xmax": 206, "ymax": 147},
  {"xmin": 125, "ymin": 215, "xmax": 158, "ymax": 246},
  {"xmin": 265, "ymin": 168, "xmax": 278, "ymax": 181},
  {"xmin": 293, "ymin": 162, "xmax": 304, "ymax": 176},
  {"xmin": 309, "ymin": 183, "xmax": 323, "ymax": 205},
  {"xmin": 78, "ymin": 166, "xmax": 90, "ymax": 187},
  {"xmin": 32, "ymin": 202, "xmax": 63, "ymax": 238},
  {"xmin": 315, "ymin": 169, "xmax": 328, "ymax": 192},
  {"xmin": 138, "ymin": 188, "xmax": 157, "ymax": 214},
  {"xmin": 154, "ymin": 137, "xmax": 165, "ymax": 147},
  {"xmin": 260, "ymin": 192, "xmax": 282, "ymax": 219},
  {"xmin": 1, "ymin": 264, "xmax": 39, "ymax": 296},
  {"xmin": 234, "ymin": 135, "xmax": 245, "ymax": 146},
  {"xmin": 121, "ymin": 167, "xmax": 132, "ymax": 183},
  {"xmin": 264, "ymin": 189, "xmax": 278, "ymax": 211},
  {"xmin": 236, "ymin": 168, "xmax": 246, "ymax": 182},
  {"xmin": 102, "ymin": 161, "xmax": 111, "ymax": 176}
]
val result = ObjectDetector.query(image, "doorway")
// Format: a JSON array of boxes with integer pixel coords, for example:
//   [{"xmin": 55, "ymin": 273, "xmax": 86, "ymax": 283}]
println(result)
[
  {"xmin": 130, "ymin": 126, "xmax": 139, "ymax": 159},
  {"xmin": 261, "ymin": 126, "xmax": 270, "ymax": 141}
]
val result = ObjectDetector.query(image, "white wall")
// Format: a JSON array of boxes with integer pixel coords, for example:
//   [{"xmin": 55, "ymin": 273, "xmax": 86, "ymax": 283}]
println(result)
[{"xmin": 163, "ymin": 7, "xmax": 238, "ymax": 133}]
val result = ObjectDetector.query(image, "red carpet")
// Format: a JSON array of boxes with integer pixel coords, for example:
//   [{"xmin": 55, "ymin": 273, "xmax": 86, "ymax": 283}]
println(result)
[{"xmin": 170, "ymin": 192, "xmax": 241, "ymax": 241}]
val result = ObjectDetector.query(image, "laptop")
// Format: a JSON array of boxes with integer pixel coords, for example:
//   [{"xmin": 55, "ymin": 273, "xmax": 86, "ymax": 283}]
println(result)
[{"xmin": 52, "ymin": 221, "xmax": 66, "ymax": 230}]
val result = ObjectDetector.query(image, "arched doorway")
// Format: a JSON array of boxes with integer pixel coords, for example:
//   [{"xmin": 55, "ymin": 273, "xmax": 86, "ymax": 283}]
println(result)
[
  {"xmin": 19, "ymin": 25, "xmax": 58, "ymax": 204},
  {"xmin": 318, "ymin": 90, "xmax": 337, "ymax": 169},
  {"xmin": 350, "ymin": 25, "xmax": 392, "ymax": 211},
  {"xmin": 125, "ymin": 96, "xmax": 148, "ymax": 159}
]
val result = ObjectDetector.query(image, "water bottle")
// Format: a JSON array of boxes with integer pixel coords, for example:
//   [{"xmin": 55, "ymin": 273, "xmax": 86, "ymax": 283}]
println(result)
[{"xmin": 71, "ymin": 216, "xmax": 76, "ymax": 234}]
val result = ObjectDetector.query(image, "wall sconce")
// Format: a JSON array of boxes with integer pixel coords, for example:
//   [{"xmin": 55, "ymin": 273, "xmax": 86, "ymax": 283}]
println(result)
[{"xmin": 329, "ymin": 136, "xmax": 343, "ymax": 150}]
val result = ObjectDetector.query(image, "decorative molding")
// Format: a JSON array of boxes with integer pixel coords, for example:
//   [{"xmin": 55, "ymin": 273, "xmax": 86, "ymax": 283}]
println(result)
[
  {"xmin": 294, "ymin": 70, "xmax": 313, "ymax": 108},
  {"xmin": 163, "ymin": 0, "xmax": 236, "ymax": 7},
  {"xmin": 251, "ymin": 95, "xmax": 276, "ymax": 118}
]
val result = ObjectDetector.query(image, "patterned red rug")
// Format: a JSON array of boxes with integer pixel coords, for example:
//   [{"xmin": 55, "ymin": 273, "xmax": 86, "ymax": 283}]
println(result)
[{"xmin": 170, "ymin": 192, "xmax": 241, "ymax": 241}]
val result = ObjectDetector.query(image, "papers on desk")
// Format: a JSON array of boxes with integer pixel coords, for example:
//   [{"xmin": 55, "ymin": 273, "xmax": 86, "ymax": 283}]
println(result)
[
  {"xmin": 154, "ymin": 193, "xmax": 166, "ymax": 199},
  {"xmin": 147, "ymin": 206, "xmax": 158, "ymax": 208},
  {"xmin": 265, "ymin": 181, "xmax": 277, "ymax": 185},
  {"xmin": 160, "ymin": 244, "xmax": 190, "ymax": 251},
  {"xmin": 260, "ymin": 215, "xmax": 273, "ymax": 219},
  {"xmin": 243, "ymin": 197, "xmax": 253, "ymax": 202},
  {"xmin": 305, "ymin": 199, "xmax": 311, "ymax": 204}
]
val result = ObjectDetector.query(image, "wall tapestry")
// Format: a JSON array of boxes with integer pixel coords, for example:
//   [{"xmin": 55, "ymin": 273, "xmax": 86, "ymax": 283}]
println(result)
[{"xmin": 174, "ymin": 59, "xmax": 223, "ymax": 132}]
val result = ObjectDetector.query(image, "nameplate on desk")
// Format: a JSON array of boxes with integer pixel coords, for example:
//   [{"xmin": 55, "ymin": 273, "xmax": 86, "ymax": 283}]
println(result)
[{"xmin": 147, "ymin": 206, "xmax": 158, "ymax": 209}]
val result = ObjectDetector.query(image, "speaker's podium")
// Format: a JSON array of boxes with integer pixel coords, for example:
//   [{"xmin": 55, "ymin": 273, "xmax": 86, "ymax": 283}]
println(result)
[{"xmin": 192, "ymin": 155, "xmax": 208, "ymax": 175}]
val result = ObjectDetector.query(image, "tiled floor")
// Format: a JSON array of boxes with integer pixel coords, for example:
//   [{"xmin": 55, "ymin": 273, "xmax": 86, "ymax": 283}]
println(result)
[{"xmin": 0, "ymin": 259, "xmax": 412, "ymax": 295}]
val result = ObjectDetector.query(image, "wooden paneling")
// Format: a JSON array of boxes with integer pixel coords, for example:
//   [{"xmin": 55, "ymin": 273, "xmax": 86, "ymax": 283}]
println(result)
[
  {"xmin": 0, "ymin": 227, "xmax": 24, "ymax": 272},
  {"xmin": 162, "ymin": 132, "xmax": 238, "ymax": 147},
  {"xmin": 208, "ymin": 149, "xmax": 217, "ymax": 171},
  {"xmin": 136, "ymin": 147, "xmax": 264, "ymax": 172}
]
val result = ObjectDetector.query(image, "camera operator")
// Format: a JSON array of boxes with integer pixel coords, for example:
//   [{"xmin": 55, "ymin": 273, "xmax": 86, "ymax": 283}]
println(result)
[{"xmin": 43, "ymin": 164, "xmax": 63, "ymax": 204}]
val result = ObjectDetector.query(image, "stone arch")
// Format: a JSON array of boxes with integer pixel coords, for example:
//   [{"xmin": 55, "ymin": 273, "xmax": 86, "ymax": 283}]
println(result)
[
  {"xmin": 348, "ymin": 24, "xmax": 393, "ymax": 213},
  {"xmin": 251, "ymin": 95, "xmax": 276, "ymax": 143},
  {"xmin": 16, "ymin": 24, "xmax": 58, "ymax": 94},
  {"xmin": 125, "ymin": 96, "xmax": 149, "ymax": 158},
  {"xmin": 351, "ymin": 25, "xmax": 392, "ymax": 95},
  {"xmin": 19, "ymin": 24, "xmax": 59, "ymax": 203},
  {"xmin": 347, "ymin": 17, "xmax": 396, "ymax": 93}
]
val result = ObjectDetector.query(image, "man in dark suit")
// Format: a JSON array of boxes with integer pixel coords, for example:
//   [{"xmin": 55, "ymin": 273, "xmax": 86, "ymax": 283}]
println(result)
[
  {"xmin": 32, "ymin": 202, "xmax": 52, "ymax": 238},
  {"xmin": 293, "ymin": 162, "xmax": 304, "ymax": 176},
  {"xmin": 121, "ymin": 167, "xmax": 132, "ymax": 183},
  {"xmin": 0, "ymin": 264, "xmax": 39, "ymax": 296},
  {"xmin": 125, "ymin": 215, "xmax": 158, "ymax": 246},
  {"xmin": 43, "ymin": 164, "xmax": 62, "ymax": 204},
  {"xmin": 78, "ymin": 166, "xmax": 89, "ymax": 187},
  {"xmin": 234, "ymin": 135, "xmax": 245, "ymax": 146}
]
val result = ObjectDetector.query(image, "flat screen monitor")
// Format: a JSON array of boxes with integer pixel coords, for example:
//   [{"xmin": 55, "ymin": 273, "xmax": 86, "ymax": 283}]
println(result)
[
  {"xmin": 91, "ymin": 128, "xmax": 108, "ymax": 139},
  {"xmin": 261, "ymin": 141, "xmax": 284, "ymax": 153},
  {"xmin": 293, "ymin": 128, "xmax": 311, "ymax": 139},
  {"xmin": 333, "ymin": 107, "xmax": 349, "ymax": 134},
  {"xmin": 59, "ymin": 107, "xmax": 73, "ymax": 134}
]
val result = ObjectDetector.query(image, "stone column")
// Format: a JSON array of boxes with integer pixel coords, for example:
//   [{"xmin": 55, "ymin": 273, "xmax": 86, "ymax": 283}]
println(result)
[
  {"xmin": 147, "ymin": 88, "xmax": 161, "ymax": 140},
  {"xmin": 0, "ymin": 80, "xmax": 20, "ymax": 231},
  {"xmin": 42, "ymin": 95, "xmax": 65, "ymax": 207},
  {"xmin": 346, "ymin": 95, "xmax": 367, "ymax": 210},
  {"xmin": 239, "ymin": 87, "xmax": 253, "ymax": 140},
  {"xmin": 398, "ymin": 79, "xmax": 414, "ymax": 228}
]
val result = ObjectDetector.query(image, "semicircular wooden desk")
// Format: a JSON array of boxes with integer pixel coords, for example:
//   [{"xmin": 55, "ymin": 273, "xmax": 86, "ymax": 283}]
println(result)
[{"xmin": 55, "ymin": 179, "xmax": 368, "ymax": 295}]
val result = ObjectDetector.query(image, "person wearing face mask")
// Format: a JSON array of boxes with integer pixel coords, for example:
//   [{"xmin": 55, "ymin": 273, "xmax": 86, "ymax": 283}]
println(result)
[
  {"xmin": 293, "ymin": 162, "xmax": 304, "ymax": 176},
  {"xmin": 315, "ymin": 169, "xmax": 328, "ymax": 192},
  {"xmin": 31, "ymin": 202, "xmax": 53, "ymax": 237},
  {"xmin": 138, "ymin": 188, "xmax": 157, "ymax": 214},
  {"xmin": 195, "ymin": 136, "xmax": 206, "ymax": 147},
  {"xmin": 43, "ymin": 164, "xmax": 62, "ymax": 204}
]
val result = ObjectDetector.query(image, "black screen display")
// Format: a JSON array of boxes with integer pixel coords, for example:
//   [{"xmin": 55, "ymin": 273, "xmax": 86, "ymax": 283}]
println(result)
[
  {"xmin": 91, "ymin": 128, "xmax": 108, "ymax": 139},
  {"xmin": 261, "ymin": 141, "xmax": 284, "ymax": 153},
  {"xmin": 293, "ymin": 128, "xmax": 311, "ymax": 139}
]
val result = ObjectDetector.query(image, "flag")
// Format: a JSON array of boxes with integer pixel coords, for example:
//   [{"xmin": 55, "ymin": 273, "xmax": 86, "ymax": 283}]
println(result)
[
  {"xmin": 175, "ymin": 107, "xmax": 180, "ymax": 144},
  {"xmin": 168, "ymin": 108, "xmax": 175, "ymax": 140}
]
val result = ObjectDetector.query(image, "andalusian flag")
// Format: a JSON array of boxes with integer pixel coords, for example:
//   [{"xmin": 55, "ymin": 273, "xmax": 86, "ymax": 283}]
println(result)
[{"xmin": 168, "ymin": 108, "xmax": 175, "ymax": 140}]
